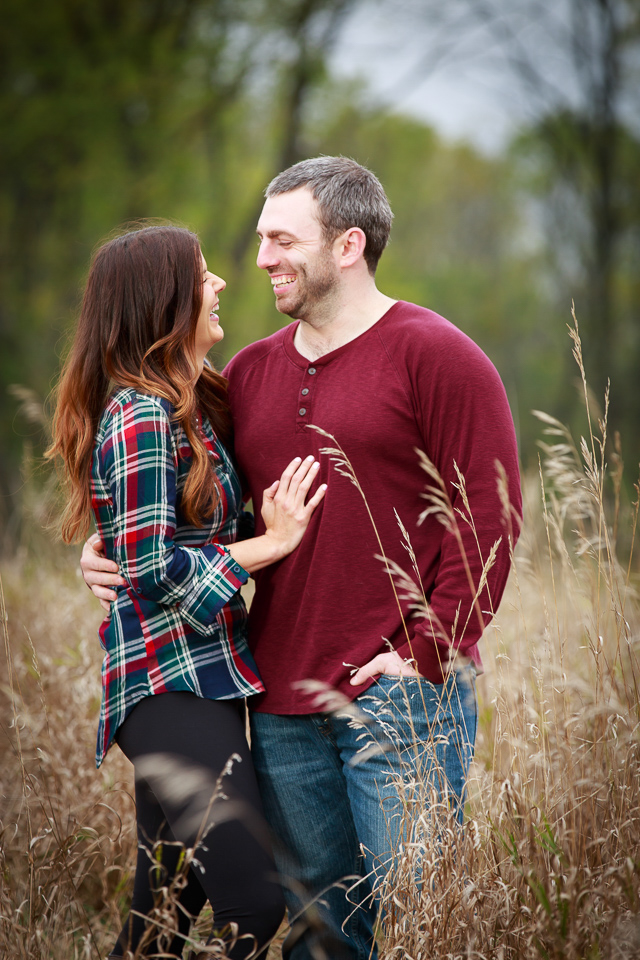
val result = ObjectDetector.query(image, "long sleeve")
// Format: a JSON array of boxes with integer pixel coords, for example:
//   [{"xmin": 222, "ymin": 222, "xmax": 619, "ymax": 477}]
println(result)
[
  {"xmin": 101, "ymin": 395, "xmax": 249, "ymax": 636},
  {"xmin": 395, "ymin": 332, "xmax": 522, "ymax": 680},
  {"xmin": 223, "ymin": 302, "xmax": 521, "ymax": 712}
]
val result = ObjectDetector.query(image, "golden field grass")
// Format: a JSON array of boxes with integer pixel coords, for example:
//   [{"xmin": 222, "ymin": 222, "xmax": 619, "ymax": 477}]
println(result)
[{"xmin": 1, "ymin": 321, "xmax": 639, "ymax": 958}]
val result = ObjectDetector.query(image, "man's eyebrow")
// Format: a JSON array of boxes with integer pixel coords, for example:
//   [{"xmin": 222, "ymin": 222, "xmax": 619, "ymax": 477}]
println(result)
[{"xmin": 256, "ymin": 228, "xmax": 297, "ymax": 239}]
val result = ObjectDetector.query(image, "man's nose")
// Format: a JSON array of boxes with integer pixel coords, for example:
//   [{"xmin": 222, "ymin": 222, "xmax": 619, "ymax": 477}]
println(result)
[{"xmin": 256, "ymin": 239, "xmax": 277, "ymax": 270}]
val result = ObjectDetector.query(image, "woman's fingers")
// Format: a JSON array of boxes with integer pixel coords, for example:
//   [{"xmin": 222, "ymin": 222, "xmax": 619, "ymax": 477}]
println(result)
[
  {"xmin": 262, "ymin": 479, "xmax": 279, "ymax": 502},
  {"xmin": 263, "ymin": 456, "xmax": 325, "ymax": 531},
  {"xmin": 275, "ymin": 457, "xmax": 303, "ymax": 496},
  {"xmin": 260, "ymin": 455, "xmax": 326, "ymax": 556},
  {"xmin": 291, "ymin": 458, "xmax": 321, "ymax": 501},
  {"xmin": 276, "ymin": 456, "xmax": 320, "ymax": 502},
  {"xmin": 305, "ymin": 483, "xmax": 327, "ymax": 510}
]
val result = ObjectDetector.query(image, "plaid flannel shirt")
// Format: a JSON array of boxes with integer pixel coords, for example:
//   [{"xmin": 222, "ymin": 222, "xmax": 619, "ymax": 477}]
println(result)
[{"xmin": 91, "ymin": 388, "xmax": 264, "ymax": 767}]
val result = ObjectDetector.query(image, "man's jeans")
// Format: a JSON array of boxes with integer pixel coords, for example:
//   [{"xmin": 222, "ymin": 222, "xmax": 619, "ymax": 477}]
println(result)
[{"xmin": 250, "ymin": 666, "xmax": 477, "ymax": 960}]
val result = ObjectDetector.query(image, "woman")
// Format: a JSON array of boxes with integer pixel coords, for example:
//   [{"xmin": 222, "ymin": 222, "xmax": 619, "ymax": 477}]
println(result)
[{"xmin": 47, "ymin": 225, "xmax": 326, "ymax": 959}]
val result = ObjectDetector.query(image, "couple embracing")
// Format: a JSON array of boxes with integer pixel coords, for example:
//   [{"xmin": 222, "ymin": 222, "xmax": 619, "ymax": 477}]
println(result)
[{"xmin": 49, "ymin": 156, "xmax": 522, "ymax": 959}]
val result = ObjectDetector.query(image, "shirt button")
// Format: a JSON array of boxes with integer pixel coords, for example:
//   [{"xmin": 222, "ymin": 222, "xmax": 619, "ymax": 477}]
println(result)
[
  {"xmin": 299, "ymin": 407, "xmax": 307, "ymax": 416},
  {"xmin": 308, "ymin": 367, "xmax": 316, "ymax": 375},
  {"xmin": 301, "ymin": 387, "xmax": 309, "ymax": 396}
]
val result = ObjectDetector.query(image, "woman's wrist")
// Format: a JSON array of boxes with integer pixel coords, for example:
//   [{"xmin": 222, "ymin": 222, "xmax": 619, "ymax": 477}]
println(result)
[
  {"xmin": 227, "ymin": 533, "xmax": 289, "ymax": 574},
  {"xmin": 262, "ymin": 530, "xmax": 294, "ymax": 562}
]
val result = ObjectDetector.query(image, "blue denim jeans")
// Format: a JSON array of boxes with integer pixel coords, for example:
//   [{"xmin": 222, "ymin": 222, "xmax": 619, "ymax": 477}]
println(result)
[{"xmin": 249, "ymin": 666, "xmax": 477, "ymax": 960}]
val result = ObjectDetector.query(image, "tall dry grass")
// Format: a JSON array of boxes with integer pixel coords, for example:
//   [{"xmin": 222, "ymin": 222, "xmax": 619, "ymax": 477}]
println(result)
[
  {"xmin": 1, "ymin": 314, "xmax": 639, "ymax": 958},
  {"xmin": 372, "ymin": 315, "xmax": 640, "ymax": 959},
  {"xmin": 0, "ymin": 552, "xmax": 135, "ymax": 959}
]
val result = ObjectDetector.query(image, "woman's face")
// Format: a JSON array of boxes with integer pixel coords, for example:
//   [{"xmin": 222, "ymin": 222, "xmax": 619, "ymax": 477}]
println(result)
[{"xmin": 194, "ymin": 253, "xmax": 226, "ymax": 371}]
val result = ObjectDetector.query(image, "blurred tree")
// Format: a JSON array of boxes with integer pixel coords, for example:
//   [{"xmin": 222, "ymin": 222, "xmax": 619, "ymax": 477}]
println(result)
[
  {"xmin": 228, "ymin": 0, "xmax": 352, "ymax": 271},
  {"xmin": 484, "ymin": 0, "xmax": 640, "ymax": 456},
  {"xmin": 0, "ymin": 0, "xmax": 355, "ymax": 545},
  {"xmin": 6, "ymin": 0, "xmax": 631, "ymax": 549},
  {"xmin": 0, "ymin": 0, "xmax": 255, "ymax": 532},
  {"xmin": 376, "ymin": 0, "xmax": 640, "ymax": 464}
]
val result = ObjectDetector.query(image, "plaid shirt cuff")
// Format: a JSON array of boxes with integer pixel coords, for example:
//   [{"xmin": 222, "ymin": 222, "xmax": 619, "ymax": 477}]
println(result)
[{"xmin": 178, "ymin": 544, "xmax": 249, "ymax": 635}]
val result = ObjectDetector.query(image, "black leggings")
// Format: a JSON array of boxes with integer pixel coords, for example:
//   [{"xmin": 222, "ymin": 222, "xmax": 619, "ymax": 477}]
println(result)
[{"xmin": 111, "ymin": 692, "xmax": 284, "ymax": 959}]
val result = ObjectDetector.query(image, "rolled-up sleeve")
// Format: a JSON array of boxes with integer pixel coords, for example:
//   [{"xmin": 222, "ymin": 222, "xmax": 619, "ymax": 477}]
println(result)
[{"xmin": 102, "ymin": 396, "xmax": 249, "ymax": 635}]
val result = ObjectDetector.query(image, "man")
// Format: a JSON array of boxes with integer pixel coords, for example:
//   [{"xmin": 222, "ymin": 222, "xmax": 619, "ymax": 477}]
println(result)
[{"xmin": 83, "ymin": 156, "xmax": 522, "ymax": 959}]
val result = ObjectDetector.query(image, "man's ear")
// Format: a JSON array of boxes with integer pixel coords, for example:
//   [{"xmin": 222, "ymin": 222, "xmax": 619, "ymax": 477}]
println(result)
[{"xmin": 336, "ymin": 227, "xmax": 367, "ymax": 268}]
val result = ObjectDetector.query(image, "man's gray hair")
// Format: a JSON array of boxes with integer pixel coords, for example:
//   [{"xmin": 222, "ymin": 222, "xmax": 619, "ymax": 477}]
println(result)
[{"xmin": 265, "ymin": 156, "xmax": 393, "ymax": 275}]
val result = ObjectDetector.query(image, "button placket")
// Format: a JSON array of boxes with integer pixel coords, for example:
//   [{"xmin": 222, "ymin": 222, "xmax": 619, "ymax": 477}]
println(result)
[{"xmin": 296, "ymin": 366, "xmax": 318, "ymax": 428}]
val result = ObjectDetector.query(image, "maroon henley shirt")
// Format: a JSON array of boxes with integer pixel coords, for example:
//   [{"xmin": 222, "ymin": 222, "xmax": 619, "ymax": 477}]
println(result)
[{"xmin": 225, "ymin": 300, "xmax": 522, "ymax": 714}]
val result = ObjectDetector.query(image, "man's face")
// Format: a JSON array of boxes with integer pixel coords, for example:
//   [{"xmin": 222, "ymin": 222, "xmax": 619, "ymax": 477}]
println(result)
[{"xmin": 256, "ymin": 187, "xmax": 340, "ymax": 322}]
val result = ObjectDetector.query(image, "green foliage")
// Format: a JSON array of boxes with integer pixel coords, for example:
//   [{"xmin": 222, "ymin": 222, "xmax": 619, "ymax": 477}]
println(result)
[
  {"xmin": 0, "ymin": 1, "xmax": 356, "ymax": 539},
  {"xmin": 2, "ymin": 0, "xmax": 639, "ymax": 544},
  {"xmin": 0, "ymin": 0, "xmax": 270, "ymax": 533},
  {"xmin": 511, "ymin": 110, "xmax": 640, "ymax": 464}
]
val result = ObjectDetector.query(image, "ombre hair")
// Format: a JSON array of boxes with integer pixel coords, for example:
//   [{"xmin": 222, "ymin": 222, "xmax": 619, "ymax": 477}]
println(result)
[{"xmin": 47, "ymin": 225, "xmax": 231, "ymax": 542}]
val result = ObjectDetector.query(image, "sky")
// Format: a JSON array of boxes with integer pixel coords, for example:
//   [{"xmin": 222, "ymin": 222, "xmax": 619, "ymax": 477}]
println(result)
[
  {"xmin": 328, "ymin": 0, "xmax": 613, "ymax": 154},
  {"xmin": 329, "ymin": 3, "xmax": 522, "ymax": 152}
]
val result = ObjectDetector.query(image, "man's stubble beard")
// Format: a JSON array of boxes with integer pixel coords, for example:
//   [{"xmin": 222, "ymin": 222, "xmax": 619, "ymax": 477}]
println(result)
[{"xmin": 277, "ymin": 246, "xmax": 340, "ymax": 325}]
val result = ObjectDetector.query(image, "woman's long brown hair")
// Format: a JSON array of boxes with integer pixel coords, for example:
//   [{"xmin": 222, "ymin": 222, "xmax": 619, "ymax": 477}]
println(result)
[{"xmin": 47, "ymin": 226, "xmax": 231, "ymax": 543}]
